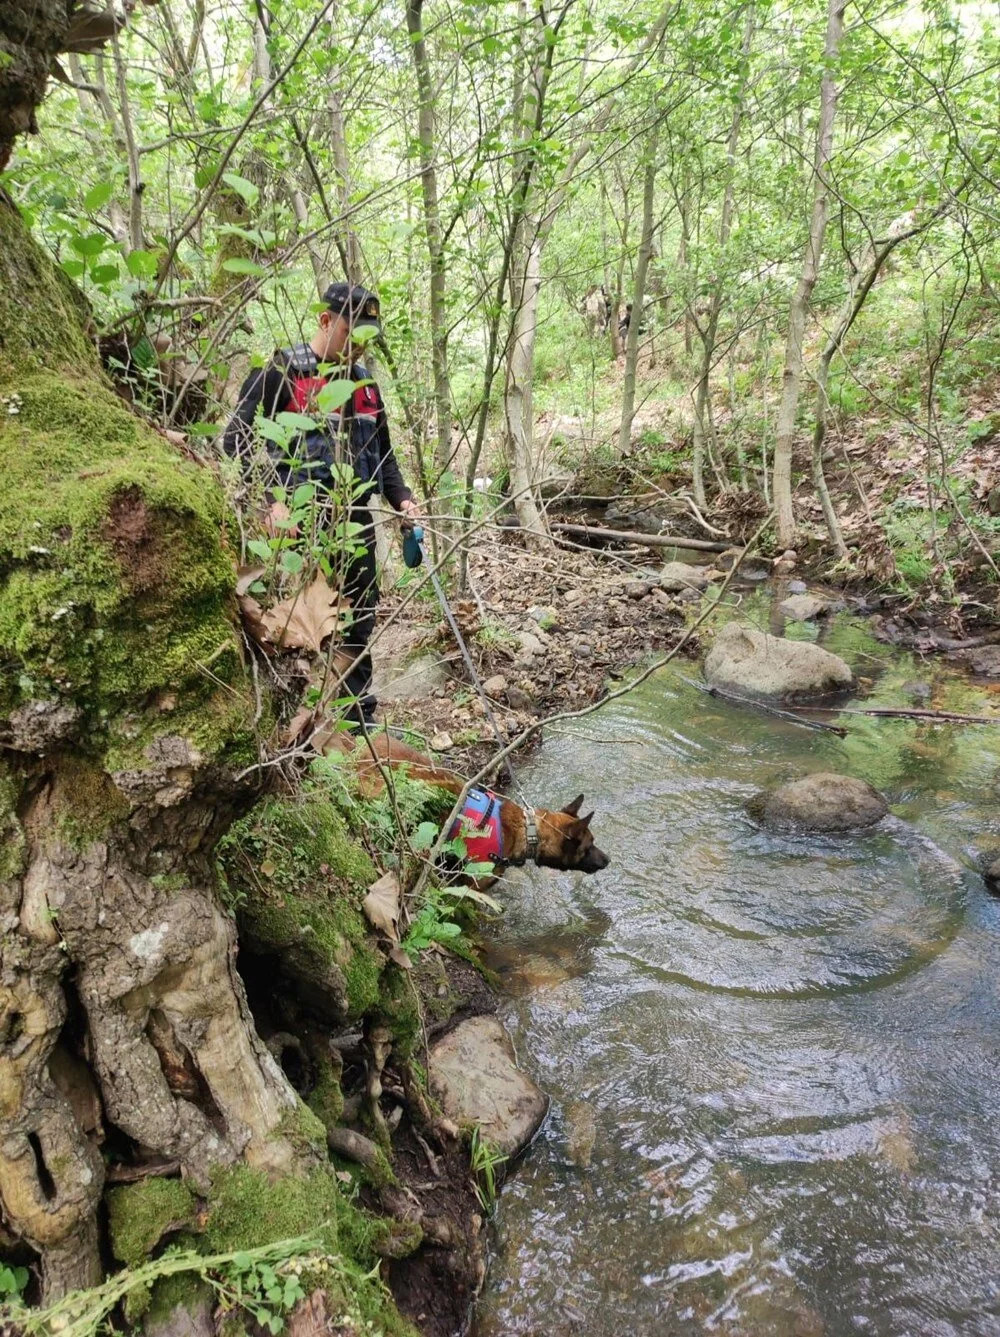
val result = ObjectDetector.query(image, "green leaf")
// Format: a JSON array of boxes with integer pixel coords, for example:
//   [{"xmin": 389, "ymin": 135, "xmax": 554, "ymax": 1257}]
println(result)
[
  {"xmin": 89, "ymin": 262, "xmax": 120, "ymax": 285},
  {"xmin": 256, "ymin": 417, "xmax": 293, "ymax": 445},
  {"xmin": 60, "ymin": 259, "xmax": 86, "ymax": 278},
  {"xmin": 412, "ymin": 821, "xmax": 439, "ymax": 851},
  {"xmin": 84, "ymin": 180, "xmax": 113, "ymax": 212},
  {"xmin": 222, "ymin": 257, "xmax": 266, "ymax": 276},
  {"xmin": 131, "ymin": 335, "xmax": 158, "ymax": 370},
  {"xmin": 291, "ymin": 483, "xmax": 317, "ymax": 507},
  {"xmin": 194, "ymin": 160, "xmax": 216, "ymax": 189},
  {"xmin": 316, "ymin": 379, "xmax": 357, "ymax": 412},
  {"xmin": 126, "ymin": 248, "xmax": 159, "ymax": 279},
  {"xmin": 280, "ymin": 550, "xmax": 303, "ymax": 574},
  {"xmin": 457, "ymin": 866, "xmax": 498, "ymax": 891},
  {"xmin": 276, "ymin": 411, "xmax": 318, "ymax": 432},
  {"xmin": 70, "ymin": 232, "xmax": 107, "ymax": 257},
  {"xmin": 247, "ymin": 539, "xmax": 273, "ymax": 561},
  {"xmin": 222, "ymin": 171, "xmax": 259, "ymax": 207},
  {"xmin": 432, "ymin": 921, "xmax": 462, "ymax": 940},
  {"xmin": 185, "ymin": 421, "xmax": 221, "ymax": 436}
]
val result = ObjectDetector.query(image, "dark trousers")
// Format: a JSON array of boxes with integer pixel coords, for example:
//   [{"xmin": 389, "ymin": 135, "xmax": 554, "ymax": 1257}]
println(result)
[{"xmin": 341, "ymin": 508, "xmax": 378, "ymax": 716}]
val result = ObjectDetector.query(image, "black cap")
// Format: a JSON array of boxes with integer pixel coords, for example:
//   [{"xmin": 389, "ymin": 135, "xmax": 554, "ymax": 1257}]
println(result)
[{"xmin": 322, "ymin": 282, "xmax": 382, "ymax": 336}]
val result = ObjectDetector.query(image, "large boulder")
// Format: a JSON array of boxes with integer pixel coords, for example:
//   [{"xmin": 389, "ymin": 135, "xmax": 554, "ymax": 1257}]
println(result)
[
  {"xmin": 755, "ymin": 772, "xmax": 889, "ymax": 832},
  {"xmin": 704, "ymin": 622, "xmax": 853, "ymax": 698},
  {"xmin": 428, "ymin": 1016, "xmax": 548, "ymax": 1160}
]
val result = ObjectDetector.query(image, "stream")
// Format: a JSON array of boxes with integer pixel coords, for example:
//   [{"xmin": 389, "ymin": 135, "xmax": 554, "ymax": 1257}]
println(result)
[{"xmin": 474, "ymin": 598, "xmax": 1000, "ymax": 1336}]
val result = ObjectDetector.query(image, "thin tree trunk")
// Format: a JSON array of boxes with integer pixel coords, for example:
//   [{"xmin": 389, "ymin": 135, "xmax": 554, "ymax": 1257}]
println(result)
[
  {"xmin": 68, "ymin": 55, "xmax": 129, "ymax": 247},
  {"xmin": 110, "ymin": 29, "xmax": 144, "ymax": 253},
  {"xmin": 252, "ymin": 13, "xmax": 324, "ymax": 298},
  {"xmin": 406, "ymin": 0, "xmax": 452, "ymax": 488},
  {"xmin": 772, "ymin": 0, "xmax": 845, "ymax": 549},
  {"xmin": 813, "ymin": 214, "xmax": 943, "ymax": 560},
  {"xmin": 506, "ymin": 228, "xmax": 547, "ymax": 535},
  {"xmin": 691, "ymin": 10, "xmax": 753, "ymax": 506},
  {"xmin": 601, "ymin": 175, "xmax": 624, "ymax": 358},
  {"xmin": 329, "ymin": 82, "xmax": 363, "ymax": 285},
  {"xmin": 618, "ymin": 126, "xmax": 658, "ymax": 457}
]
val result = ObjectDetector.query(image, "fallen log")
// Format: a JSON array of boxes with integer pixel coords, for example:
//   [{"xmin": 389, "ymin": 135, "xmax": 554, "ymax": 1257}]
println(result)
[{"xmin": 550, "ymin": 521, "xmax": 731, "ymax": 553}]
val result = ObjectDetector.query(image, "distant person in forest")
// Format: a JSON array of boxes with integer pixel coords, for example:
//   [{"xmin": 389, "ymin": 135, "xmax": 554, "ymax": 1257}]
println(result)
[{"xmin": 222, "ymin": 282, "xmax": 421, "ymax": 726}]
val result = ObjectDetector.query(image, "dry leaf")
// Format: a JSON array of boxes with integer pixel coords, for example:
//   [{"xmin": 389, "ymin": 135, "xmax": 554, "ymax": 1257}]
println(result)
[
  {"xmin": 363, "ymin": 871, "xmax": 402, "ymax": 944},
  {"xmin": 238, "ymin": 594, "xmax": 268, "ymax": 647},
  {"xmin": 261, "ymin": 574, "xmax": 350, "ymax": 654},
  {"xmin": 236, "ymin": 563, "xmax": 266, "ymax": 596},
  {"xmin": 388, "ymin": 946, "xmax": 413, "ymax": 971},
  {"xmin": 260, "ymin": 858, "xmax": 276, "ymax": 877},
  {"xmin": 283, "ymin": 704, "xmax": 318, "ymax": 746}
]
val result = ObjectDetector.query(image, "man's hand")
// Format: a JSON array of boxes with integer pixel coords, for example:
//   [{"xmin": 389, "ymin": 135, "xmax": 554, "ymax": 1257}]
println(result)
[{"xmin": 398, "ymin": 497, "xmax": 422, "ymax": 527}]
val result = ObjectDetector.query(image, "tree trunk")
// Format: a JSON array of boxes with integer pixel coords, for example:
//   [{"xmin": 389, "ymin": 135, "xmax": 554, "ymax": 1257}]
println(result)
[
  {"xmin": 0, "ymin": 190, "xmax": 305, "ymax": 1300},
  {"xmin": 691, "ymin": 10, "xmax": 754, "ymax": 507},
  {"xmin": 406, "ymin": 0, "xmax": 453, "ymax": 489},
  {"xmin": 505, "ymin": 226, "xmax": 548, "ymax": 535},
  {"xmin": 772, "ymin": 0, "xmax": 845, "ymax": 549},
  {"xmin": 617, "ymin": 126, "xmax": 658, "ymax": 457}
]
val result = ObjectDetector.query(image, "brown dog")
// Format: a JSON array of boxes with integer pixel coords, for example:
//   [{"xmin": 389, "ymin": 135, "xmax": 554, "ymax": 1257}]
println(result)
[{"xmin": 330, "ymin": 731, "xmax": 609, "ymax": 878}]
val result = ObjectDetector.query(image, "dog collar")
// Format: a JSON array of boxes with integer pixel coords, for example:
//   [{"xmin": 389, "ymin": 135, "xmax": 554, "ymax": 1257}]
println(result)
[{"xmin": 522, "ymin": 806, "xmax": 538, "ymax": 863}]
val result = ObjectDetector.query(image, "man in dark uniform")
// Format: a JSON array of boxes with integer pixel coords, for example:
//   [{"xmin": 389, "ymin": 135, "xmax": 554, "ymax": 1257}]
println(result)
[{"xmin": 223, "ymin": 282, "xmax": 421, "ymax": 724}]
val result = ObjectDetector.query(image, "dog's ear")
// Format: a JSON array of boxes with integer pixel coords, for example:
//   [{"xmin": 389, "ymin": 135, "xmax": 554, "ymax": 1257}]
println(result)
[
  {"xmin": 579, "ymin": 811, "xmax": 594, "ymax": 829},
  {"xmin": 562, "ymin": 794, "xmax": 584, "ymax": 816}
]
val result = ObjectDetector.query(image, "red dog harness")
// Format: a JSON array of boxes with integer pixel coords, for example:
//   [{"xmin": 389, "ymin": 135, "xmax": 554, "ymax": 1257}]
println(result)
[{"xmin": 447, "ymin": 786, "xmax": 504, "ymax": 864}]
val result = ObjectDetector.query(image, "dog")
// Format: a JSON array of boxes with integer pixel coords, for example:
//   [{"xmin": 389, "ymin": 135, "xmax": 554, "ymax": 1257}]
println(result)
[{"xmin": 330, "ymin": 731, "xmax": 610, "ymax": 879}]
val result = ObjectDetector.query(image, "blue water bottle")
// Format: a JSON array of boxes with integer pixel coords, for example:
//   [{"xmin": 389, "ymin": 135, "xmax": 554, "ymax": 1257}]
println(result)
[{"xmin": 402, "ymin": 523, "xmax": 424, "ymax": 569}]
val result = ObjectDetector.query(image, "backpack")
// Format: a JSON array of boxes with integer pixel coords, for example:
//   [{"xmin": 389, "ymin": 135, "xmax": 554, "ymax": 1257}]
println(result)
[{"xmin": 276, "ymin": 344, "xmax": 384, "ymax": 493}]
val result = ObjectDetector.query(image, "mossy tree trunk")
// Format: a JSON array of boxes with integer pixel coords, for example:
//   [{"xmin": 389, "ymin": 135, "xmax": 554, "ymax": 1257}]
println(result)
[{"xmin": 0, "ymin": 186, "xmax": 310, "ymax": 1302}]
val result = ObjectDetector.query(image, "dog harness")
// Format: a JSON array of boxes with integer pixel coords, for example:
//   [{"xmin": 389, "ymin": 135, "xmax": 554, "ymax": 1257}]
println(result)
[
  {"xmin": 447, "ymin": 786, "xmax": 504, "ymax": 864},
  {"xmin": 445, "ymin": 787, "xmax": 539, "ymax": 866}
]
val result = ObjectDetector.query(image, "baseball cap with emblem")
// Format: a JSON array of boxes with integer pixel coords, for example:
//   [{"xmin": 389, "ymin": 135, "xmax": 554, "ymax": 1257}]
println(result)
[{"xmin": 322, "ymin": 282, "xmax": 382, "ymax": 337}]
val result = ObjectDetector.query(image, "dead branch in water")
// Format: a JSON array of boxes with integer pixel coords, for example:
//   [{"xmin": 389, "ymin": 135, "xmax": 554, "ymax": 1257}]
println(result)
[
  {"xmin": 681, "ymin": 676, "xmax": 849, "ymax": 736},
  {"xmin": 684, "ymin": 678, "xmax": 1000, "ymax": 730},
  {"xmin": 798, "ymin": 704, "xmax": 1000, "ymax": 726}
]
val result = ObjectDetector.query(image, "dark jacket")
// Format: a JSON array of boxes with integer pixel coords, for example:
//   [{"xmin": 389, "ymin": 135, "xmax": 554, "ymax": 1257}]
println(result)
[{"xmin": 222, "ymin": 345, "xmax": 412, "ymax": 510}]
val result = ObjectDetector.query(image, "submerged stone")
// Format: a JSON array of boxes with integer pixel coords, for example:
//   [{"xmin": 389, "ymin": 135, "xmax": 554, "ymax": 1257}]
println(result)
[
  {"xmin": 704, "ymin": 622, "xmax": 853, "ymax": 698},
  {"xmin": 755, "ymin": 772, "xmax": 889, "ymax": 832},
  {"xmin": 659, "ymin": 561, "xmax": 716, "ymax": 592},
  {"xmin": 778, "ymin": 594, "xmax": 830, "ymax": 622},
  {"xmin": 428, "ymin": 1016, "xmax": 548, "ymax": 1160}
]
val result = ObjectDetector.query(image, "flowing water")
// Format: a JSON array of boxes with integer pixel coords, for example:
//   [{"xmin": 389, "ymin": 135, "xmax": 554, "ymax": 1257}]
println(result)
[{"xmin": 474, "ymin": 600, "xmax": 1000, "ymax": 1337}]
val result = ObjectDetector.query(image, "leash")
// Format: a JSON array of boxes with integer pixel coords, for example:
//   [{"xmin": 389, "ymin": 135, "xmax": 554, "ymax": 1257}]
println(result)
[{"xmin": 403, "ymin": 525, "xmax": 538, "ymax": 861}]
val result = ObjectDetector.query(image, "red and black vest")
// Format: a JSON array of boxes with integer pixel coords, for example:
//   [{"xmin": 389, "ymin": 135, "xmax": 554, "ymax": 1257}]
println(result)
[{"xmin": 276, "ymin": 344, "xmax": 384, "ymax": 495}]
